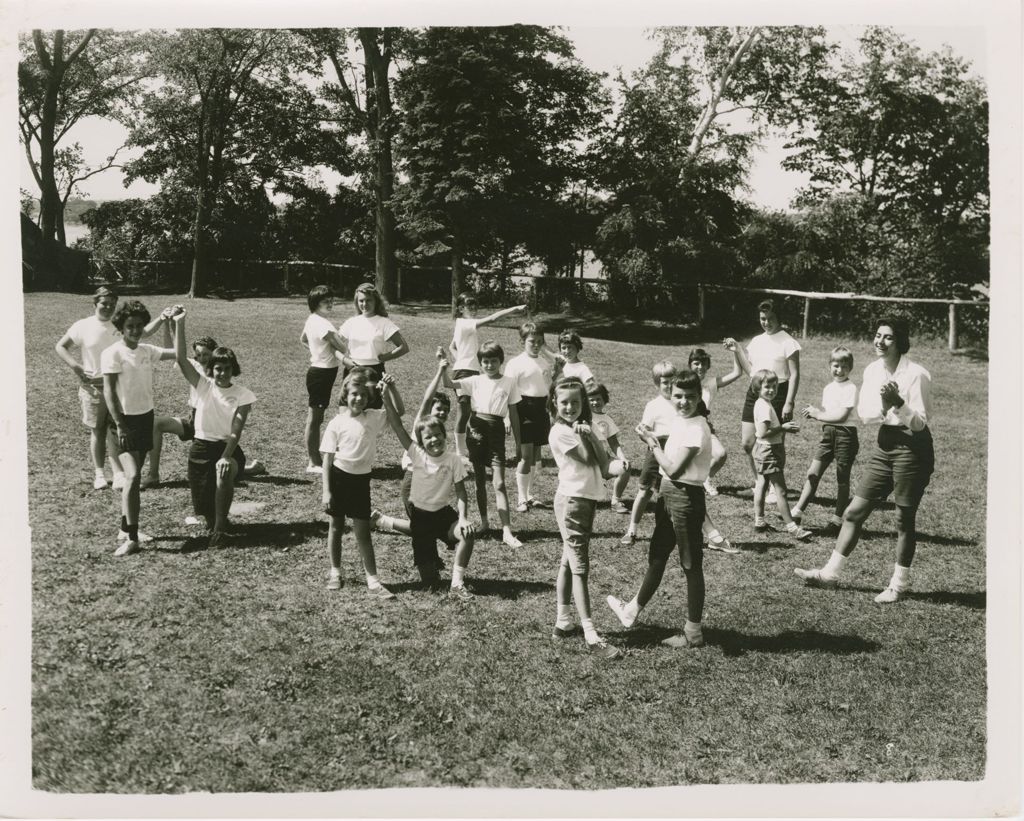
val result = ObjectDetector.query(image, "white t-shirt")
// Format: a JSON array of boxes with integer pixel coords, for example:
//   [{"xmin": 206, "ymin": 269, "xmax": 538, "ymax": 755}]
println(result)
[
  {"xmin": 591, "ymin": 411, "xmax": 619, "ymax": 444},
  {"xmin": 504, "ymin": 351, "xmax": 554, "ymax": 398},
  {"xmin": 183, "ymin": 358, "xmax": 202, "ymax": 409},
  {"xmin": 661, "ymin": 414, "xmax": 712, "ymax": 486},
  {"xmin": 560, "ymin": 360, "xmax": 595, "ymax": 386},
  {"xmin": 641, "ymin": 395, "xmax": 677, "ymax": 437},
  {"xmin": 451, "ymin": 318, "xmax": 480, "ymax": 372},
  {"xmin": 193, "ymin": 378, "xmax": 257, "ymax": 442},
  {"xmin": 456, "ymin": 374, "xmax": 521, "ymax": 416},
  {"xmin": 65, "ymin": 315, "xmax": 120, "ymax": 378},
  {"xmin": 303, "ymin": 313, "xmax": 338, "ymax": 369},
  {"xmin": 700, "ymin": 377, "xmax": 719, "ymax": 413},
  {"xmin": 747, "ymin": 331, "xmax": 800, "ymax": 381},
  {"xmin": 548, "ymin": 423, "xmax": 604, "ymax": 500},
  {"xmin": 407, "ymin": 444, "xmax": 466, "ymax": 512},
  {"xmin": 100, "ymin": 341, "xmax": 163, "ymax": 415},
  {"xmin": 821, "ymin": 379, "xmax": 858, "ymax": 425},
  {"xmin": 320, "ymin": 407, "xmax": 388, "ymax": 474},
  {"xmin": 339, "ymin": 314, "xmax": 400, "ymax": 365},
  {"xmin": 857, "ymin": 356, "xmax": 932, "ymax": 432},
  {"xmin": 753, "ymin": 397, "xmax": 783, "ymax": 445}
]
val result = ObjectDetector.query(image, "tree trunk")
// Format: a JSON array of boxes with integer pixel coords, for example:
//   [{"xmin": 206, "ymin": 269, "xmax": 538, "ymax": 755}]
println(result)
[
  {"xmin": 189, "ymin": 185, "xmax": 213, "ymax": 298},
  {"xmin": 451, "ymin": 229, "xmax": 464, "ymax": 318},
  {"xmin": 499, "ymin": 241, "xmax": 509, "ymax": 302}
]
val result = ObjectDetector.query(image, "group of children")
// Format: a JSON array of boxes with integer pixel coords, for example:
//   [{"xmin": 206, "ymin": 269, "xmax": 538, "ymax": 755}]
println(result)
[{"xmin": 59, "ymin": 283, "xmax": 869, "ymax": 660}]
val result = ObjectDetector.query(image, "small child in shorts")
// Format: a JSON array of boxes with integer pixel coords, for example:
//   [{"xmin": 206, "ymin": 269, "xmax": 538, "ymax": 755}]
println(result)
[
  {"xmin": 586, "ymin": 383, "xmax": 631, "ymax": 513},
  {"xmin": 555, "ymin": 330, "xmax": 597, "ymax": 391}
]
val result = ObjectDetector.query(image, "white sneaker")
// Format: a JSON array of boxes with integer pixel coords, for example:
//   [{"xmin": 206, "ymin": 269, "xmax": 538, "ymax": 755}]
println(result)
[
  {"xmin": 93, "ymin": 474, "xmax": 108, "ymax": 490},
  {"xmin": 515, "ymin": 501, "xmax": 529, "ymax": 514},
  {"xmin": 606, "ymin": 595, "xmax": 637, "ymax": 628},
  {"xmin": 794, "ymin": 567, "xmax": 838, "ymax": 588},
  {"xmin": 111, "ymin": 474, "xmax": 126, "ymax": 490},
  {"xmin": 502, "ymin": 530, "xmax": 523, "ymax": 548},
  {"xmin": 184, "ymin": 515, "xmax": 203, "ymax": 526},
  {"xmin": 874, "ymin": 587, "xmax": 904, "ymax": 604},
  {"xmin": 703, "ymin": 479, "xmax": 719, "ymax": 497},
  {"xmin": 305, "ymin": 464, "xmax": 323, "ymax": 475},
  {"xmin": 113, "ymin": 540, "xmax": 140, "ymax": 557},
  {"xmin": 707, "ymin": 534, "xmax": 739, "ymax": 554},
  {"xmin": 118, "ymin": 529, "xmax": 154, "ymax": 543}
]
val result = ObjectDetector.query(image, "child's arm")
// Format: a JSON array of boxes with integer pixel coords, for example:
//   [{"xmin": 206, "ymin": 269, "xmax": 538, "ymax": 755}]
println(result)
[
  {"xmin": 476, "ymin": 304, "xmax": 527, "ymax": 328},
  {"xmin": 218, "ymin": 404, "xmax": 252, "ymax": 477},
  {"xmin": 606, "ymin": 432, "xmax": 628, "ymax": 464},
  {"xmin": 453, "ymin": 479, "xmax": 473, "ymax": 534},
  {"xmin": 803, "ymin": 404, "xmax": 851, "ymax": 424},
  {"xmin": 723, "ymin": 338, "xmax": 751, "ymax": 375},
  {"xmin": 416, "ymin": 352, "xmax": 449, "ymax": 423},
  {"xmin": 508, "ymin": 403, "xmax": 522, "ymax": 457},
  {"xmin": 783, "ymin": 353, "xmax": 801, "ymax": 420},
  {"xmin": 325, "ymin": 329, "xmax": 348, "ymax": 357},
  {"xmin": 380, "ymin": 375, "xmax": 414, "ymax": 452},
  {"xmin": 55, "ymin": 332, "xmax": 88, "ymax": 386},
  {"xmin": 172, "ymin": 310, "xmax": 201, "ymax": 387},
  {"xmin": 102, "ymin": 372, "xmax": 129, "ymax": 450},
  {"xmin": 717, "ymin": 343, "xmax": 745, "ymax": 387},
  {"xmin": 637, "ymin": 425, "xmax": 695, "ymax": 480},
  {"xmin": 440, "ymin": 367, "xmax": 458, "ymax": 392},
  {"xmin": 755, "ymin": 415, "xmax": 799, "ymax": 439},
  {"xmin": 320, "ymin": 449, "xmax": 333, "ymax": 512},
  {"xmin": 577, "ymin": 423, "xmax": 614, "ymax": 478},
  {"xmin": 141, "ymin": 307, "xmax": 171, "ymax": 339},
  {"xmin": 380, "ymin": 331, "xmax": 409, "ymax": 363}
]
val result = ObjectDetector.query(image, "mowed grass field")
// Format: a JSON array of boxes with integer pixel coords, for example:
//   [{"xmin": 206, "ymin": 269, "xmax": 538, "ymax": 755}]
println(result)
[{"xmin": 25, "ymin": 292, "xmax": 987, "ymax": 792}]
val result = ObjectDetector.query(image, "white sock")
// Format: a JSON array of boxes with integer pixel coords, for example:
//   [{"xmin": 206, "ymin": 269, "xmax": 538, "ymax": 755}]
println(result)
[
  {"xmin": 94, "ymin": 467, "xmax": 105, "ymax": 477},
  {"xmin": 580, "ymin": 617, "xmax": 599, "ymax": 644},
  {"xmin": 365, "ymin": 573, "xmax": 381, "ymax": 589},
  {"xmin": 625, "ymin": 596, "xmax": 642, "ymax": 621},
  {"xmin": 455, "ymin": 432, "xmax": 468, "ymax": 456},
  {"xmin": 376, "ymin": 513, "xmax": 396, "ymax": 532},
  {"xmin": 706, "ymin": 528, "xmax": 722, "ymax": 541},
  {"xmin": 329, "ymin": 567, "xmax": 341, "ymax": 578},
  {"xmin": 452, "ymin": 564, "xmax": 466, "ymax": 587},
  {"xmin": 684, "ymin": 619, "xmax": 703, "ymax": 642},
  {"xmin": 791, "ymin": 505, "xmax": 803, "ymax": 517},
  {"xmin": 555, "ymin": 604, "xmax": 574, "ymax": 628},
  {"xmin": 525, "ymin": 467, "xmax": 534, "ymax": 499},
  {"xmin": 515, "ymin": 471, "xmax": 529, "ymax": 504},
  {"xmin": 822, "ymin": 550, "xmax": 847, "ymax": 579},
  {"xmin": 889, "ymin": 563, "xmax": 911, "ymax": 591}
]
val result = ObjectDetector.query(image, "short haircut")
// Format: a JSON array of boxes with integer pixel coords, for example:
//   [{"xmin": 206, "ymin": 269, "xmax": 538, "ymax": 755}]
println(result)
[
  {"xmin": 477, "ymin": 341, "xmax": 505, "ymax": 364},
  {"xmin": 430, "ymin": 392, "xmax": 452, "ymax": 413},
  {"xmin": 557, "ymin": 330, "xmax": 583, "ymax": 350},
  {"xmin": 651, "ymin": 359, "xmax": 678, "ymax": 384},
  {"xmin": 874, "ymin": 316, "xmax": 911, "ymax": 354},
  {"xmin": 687, "ymin": 347, "xmax": 711, "ymax": 368},
  {"xmin": 830, "ymin": 345, "xmax": 854, "ymax": 370},
  {"xmin": 414, "ymin": 415, "xmax": 447, "ymax": 447},
  {"xmin": 354, "ymin": 281, "xmax": 388, "ymax": 317},
  {"xmin": 672, "ymin": 369, "xmax": 703, "ymax": 395},
  {"xmin": 757, "ymin": 299, "xmax": 776, "ymax": 315},
  {"xmin": 587, "ymin": 382, "xmax": 610, "ymax": 404},
  {"xmin": 519, "ymin": 321, "xmax": 543, "ymax": 341},
  {"xmin": 455, "ymin": 292, "xmax": 477, "ymax": 315},
  {"xmin": 308, "ymin": 284, "xmax": 333, "ymax": 312},
  {"xmin": 111, "ymin": 300, "xmax": 150, "ymax": 331},
  {"xmin": 192, "ymin": 336, "xmax": 218, "ymax": 354},
  {"xmin": 92, "ymin": 285, "xmax": 117, "ymax": 302},
  {"xmin": 338, "ymin": 371, "xmax": 374, "ymax": 406},
  {"xmin": 205, "ymin": 346, "xmax": 241, "ymax": 377},
  {"xmin": 750, "ymin": 368, "xmax": 778, "ymax": 392},
  {"xmin": 547, "ymin": 376, "xmax": 593, "ymax": 425}
]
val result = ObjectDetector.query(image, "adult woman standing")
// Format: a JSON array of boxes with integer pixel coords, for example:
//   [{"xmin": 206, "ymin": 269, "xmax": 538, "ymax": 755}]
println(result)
[
  {"xmin": 338, "ymin": 282, "xmax": 410, "ymax": 408},
  {"xmin": 734, "ymin": 299, "xmax": 801, "ymax": 492},
  {"xmin": 795, "ymin": 318, "xmax": 933, "ymax": 603}
]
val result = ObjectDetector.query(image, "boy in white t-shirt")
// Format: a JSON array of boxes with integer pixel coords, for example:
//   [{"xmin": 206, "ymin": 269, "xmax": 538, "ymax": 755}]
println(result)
[
  {"xmin": 555, "ymin": 329, "xmax": 597, "ymax": 391},
  {"xmin": 790, "ymin": 346, "xmax": 860, "ymax": 535},
  {"xmin": 300, "ymin": 285, "xmax": 348, "ymax": 474},
  {"xmin": 586, "ymin": 383, "xmax": 630, "ymax": 512}
]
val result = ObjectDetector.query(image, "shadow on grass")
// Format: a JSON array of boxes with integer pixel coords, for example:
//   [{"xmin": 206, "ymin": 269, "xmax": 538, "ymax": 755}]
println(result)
[
  {"xmin": 843, "ymin": 585, "xmax": 986, "ymax": 610},
  {"xmin": 243, "ymin": 475, "xmax": 315, "ymax": 487},
  {"xmin": 171, "ymin": 521, "xmax": 329, "ymax": 553},
  {"xmin": 915, "ymin": 531, "xmax": 980, "ymax": 548},
  {"xmin": 951, "ymin": 347, "xmax": 988, "ymax": 362},
  {"xmin": 371, "ymin": 464, "xmax": 406, "ymax": 481},
  {"xmin": 735, "ymin": 539, "xmax": 794, "ymax": 554},
  {"xmin": 141, "ymin": 479, "xmax": 189, "ymax": 491},
  {"xmin": 615, "ymin": 625, "xmax": 881, "ymax": 656},
  {"xmin": 543, "ymin": 316, "xmax": 707, "ymax": 346}
]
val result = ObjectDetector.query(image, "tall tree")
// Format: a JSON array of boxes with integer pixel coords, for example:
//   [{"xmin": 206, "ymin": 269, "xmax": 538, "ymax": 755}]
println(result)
[
  {"xmin": 18, "ymin": 29, "xmax": 147, "ymax": 245},
  {"xmin": 396, "ymin": 25, "xmax": 604, "ymax": 314}
]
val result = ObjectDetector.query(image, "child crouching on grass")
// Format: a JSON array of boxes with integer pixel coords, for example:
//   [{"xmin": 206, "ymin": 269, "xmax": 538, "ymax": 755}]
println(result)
[
  {"xmin": 380, "ymin": 374, "xmax": 476, "ymax": 600},
  {"xmin": 548, "ymin": 376, "xmax": 627, "ymax": 660},
  {"xmin": 320, "ymin": 370, "xmax": 397, "ymax": 599}
]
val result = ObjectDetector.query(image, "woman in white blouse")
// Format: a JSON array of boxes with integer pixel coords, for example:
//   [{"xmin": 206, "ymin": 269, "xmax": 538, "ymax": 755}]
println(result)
[
  {"xmin": 795, "ymin": 318, "xmax": 934, "ymax": 603},
  {"xmin": 338, "ymin": 282, "xmax": 410, "ymax": 408}
]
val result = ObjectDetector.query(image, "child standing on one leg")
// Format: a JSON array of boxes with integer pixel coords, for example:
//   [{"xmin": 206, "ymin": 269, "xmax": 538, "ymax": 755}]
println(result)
[
  {"xmin": 750, "ymin": 370, "xmax": 813, "ymax": 541},
  {"xmin": 548, "ymin": 377, "xmax": 626, "ymax": 660},
  {"xmin": 380, "ymin": 375, "xmax": 476, "ymax": 599},
  {"xmin": 607, "ymin": 370, "xmax": 712, "ymax": 648},
  {"xmin": 790, "ymin": 346, "xmax": 859, "ymax": 536},
  {"xmin": 449, "ymin": 293, "xmax": 527, "ymax": 461},
  {"xmin": 504, "ymin": 322, "xmax": 557, "ymax": 512},
  {"xmin": 301, "ymin": 286, "xmax": 348, "ymax": 474},
  {"xmin": 621, "ymin": 360, "xmax": 678, "ymax": 546},
  {"xmin": 443, "ymin": 342, "xmax": 524, "ymax": 548},
  {"xmin": 320, "ymin": 371, "xmax": 396, "ymax": 598},
  {"xmin": 586, "ymin": 384, "xmax": 631, "ymax": 513},
  {"xmin": 171, "ymin": 309, "xmax": 256, "ymax": 546},
  {"xmin": 100, "ymin": 302, "xmax": 178, "ymax": 556}
]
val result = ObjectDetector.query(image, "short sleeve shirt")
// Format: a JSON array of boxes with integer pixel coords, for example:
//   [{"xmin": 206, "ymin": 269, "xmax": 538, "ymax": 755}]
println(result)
[
  {"xmin": 857, "ymin": 356, "xmax": 932, "ymax": 431},
  {"xmin": 408, "ymin": 444, "xmax": 466, "ymax": 512},
  {"xmin": 66, "ymin": 315, "xmax": 120, "ymax": 379},
  {"xmin": 641, "ymin": 395, "xmax": 677, "ymax": 437},
  {"xmin": 747, "ymin": 331, "xmax": 800, "ymax": 381},
  {"xmin": 100, "ymin": 341, "xmax": 162, "ymax": 415},
  {"xmin": 451, "ymin": 318, "xmax": 480, "ymax": 372},
  {"xmin": 456, "ymin": 374, "xmax": 521, "ymax": 416},
  {"xmin": 504, "ymin": 352, "xmax": 553, "ymax": 398},
  {"xmin": 591, "ymin": 411, "xmax": 619, "ymax": 444},
  {"xmin": 753, "ymin": 397, "xmax": 783, "ymax": 445},
  {"xmin": 661, "ymin": 414, "xmax": 712, "ymax": 486},
  {"xmin": 561, "ymin": 361, "xmax": 595, "ymax": 386},
  {"xmin": 548, "ymin": 423, "xmax": 604, "ymax": 500},
  {"xmin": 821, "ymin": 380, "xmax": 858, "ymax": 425},
  {"xmin": 193, "ymin": 378, "xmax": 257, "ymax": 442},
  {"xmin": 339, "ymin": 315, "xmax": 401, "ymax": 365},
  {"xmin": 304, "ymin": 313, "xmax": 338, "ymax": 368},
  {"xmin": 320, "ymin": 407, "xmax": 388, "ymax": 474}
]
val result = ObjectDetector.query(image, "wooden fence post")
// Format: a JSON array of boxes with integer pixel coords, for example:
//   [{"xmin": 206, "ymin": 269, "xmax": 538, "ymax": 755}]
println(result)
[
  {"xmin": 697, "ymin": 284, "xmax": 706, "ymax": 325},
  {"xmin": 397, "ymin": 266, "xmax": 403, "ymax": 303},
  {"xmin": 948, "ymin": 303, "xmax": 958, "ymax": 351},
  {"xmin": 802, "ymin": 297, "xmax": 811, "ymax": 339}
]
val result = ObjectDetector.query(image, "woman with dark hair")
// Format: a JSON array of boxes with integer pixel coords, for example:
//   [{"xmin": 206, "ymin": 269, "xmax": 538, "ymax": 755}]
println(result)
[{"xmin": 795, "ymin": 318, "xmax": 934, "ymax": 603}]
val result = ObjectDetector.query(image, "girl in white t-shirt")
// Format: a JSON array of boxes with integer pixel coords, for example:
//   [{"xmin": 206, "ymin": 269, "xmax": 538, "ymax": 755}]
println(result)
[
  {"xmin": 319, "ymin": 370, "xmax": 397, "ymax": 599},
  {"xmin": 338, "ymin": 282, "xmax": 409, "ymax": 409},
  {"xmin": 548, "ymin": 376, "xmax": 626, "ymax": 660},
  {"xmin": 172, "ymin": 311, "xmax": 256, "ymax": 547},
  {"xmin": 448, "ymin": 293, "xmax": 527, "ymax": 459}
]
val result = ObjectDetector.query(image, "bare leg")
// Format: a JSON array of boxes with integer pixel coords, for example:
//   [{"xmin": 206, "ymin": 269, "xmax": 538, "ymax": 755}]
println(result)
[
  {"xmin": 771, "ymin": 476, "xmax": 796, "ymax": 525},
  {"xmin": 835, "ymin": 463, "xmax": 852, "ymax": 519},
  {"xmin": 351, "ymin": 518, "xmax": 377, "ymax": 577},
  {"xmin": 753, "ymin": 474, "xmax": 766, "ymax": 521},
  {"xmin": 556, "ymin": 561, "xmax": 572, "ymax": 608},
  {"xmin": 327, "ymin": 514, "xmax": 343, "ymax": 570},
  {"xmin": 626, "ymin": 486, "xmax": 653, "ymax": 534},
  {"xmin": 493, "ymin": 465, "xmax": 512, "ymax": 530},
  {"xmin": 835, "ymin": 496, "xmax": 875, "ymax": 558},
  {"xmin": 305, "ymin": 407, "xmax": 325, "ymax": 467},
  {"xmin": 147, "ymin": 416, "xmax": 184, "ymax": 485},
  {"xmin": 612, "ymin": 470, "xmax": 630, "ymax": 501},
  {"xmin": 708, "ymin": 434, "xmax": 726, "ymax": 479},
  {"xmin": 740, "ymin": 421, "xmax": 757, "ymax": 484},
  {"xmin": 212, "ymin": 458, "xmax": 238, "ymax": 534},
  {"xmin": 895, "ymin": 505, "xmax": 918, "ymax": 567},
  {"xmin": 474, "ymin": 469, "xmax": 490, "ymax": 529},
  {"xmin": 636, "ymin": 559, "xmax": 668, "ymax": 608},
  {"xmin": 794, "ymin": 458, "xmax": 824, "ymax": 513},
  {"xmin": 570, "ymin": 572, "xmax": 593, "ymax": 623},
  {"xmin": 117, "ymin": 450, "xmax": 144, "ymax": 528}
]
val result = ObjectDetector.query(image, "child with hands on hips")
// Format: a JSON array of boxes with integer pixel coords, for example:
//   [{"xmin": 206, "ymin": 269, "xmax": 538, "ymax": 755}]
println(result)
[
  {"xmin": 548, "ymin": 377, "xmax": 626, "ymax": 660},
  {"xmin": 380, "ymin": 373, "xmax": 476, "ymax": 600}
]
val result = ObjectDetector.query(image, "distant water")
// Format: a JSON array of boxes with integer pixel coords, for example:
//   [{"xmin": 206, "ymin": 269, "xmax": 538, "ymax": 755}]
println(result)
[{"xmin": 64, "ymin": 223, "xmax": 90, "ymax": 245}]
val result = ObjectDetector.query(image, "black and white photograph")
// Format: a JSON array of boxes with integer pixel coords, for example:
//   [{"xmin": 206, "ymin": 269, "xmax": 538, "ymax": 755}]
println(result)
[{"xmin": 2, "ymin": 0, "xmax": 1020, "ymax": 816}]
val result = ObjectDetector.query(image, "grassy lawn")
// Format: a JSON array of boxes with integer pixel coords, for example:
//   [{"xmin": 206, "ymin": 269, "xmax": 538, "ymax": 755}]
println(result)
[{"xmin": 25, "ymin": 292, "xmax": 987, "ymax": 792}]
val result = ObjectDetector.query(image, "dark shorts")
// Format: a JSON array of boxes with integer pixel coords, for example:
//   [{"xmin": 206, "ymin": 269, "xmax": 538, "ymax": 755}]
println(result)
[
  {"xmin": 752, "ymin": 441, "xmax": 785, "ymax": 476},
  {"xmin": 176, "ymin": 409, "xmax": 197, "ymax": 442},
  {"xmin": 342, "ymin": 363, "xmax": 385, "ymax": 409},
  {"xmin": 410, "ymin": 504, "xmax": 460, "ymax": 568},
  {"xmin": 114, "ymin": 410, "xmax": 155, "ymax": 454},
  {"xmin": 306, "ymin": 366, "xmax": 339, "ymax": 409},
  {"xmin": 453, "ymin": 369, "xmax": 479, "ymax": 400},
  {"xmin": 855, "ymin": 426, "xmax": 934, "ymax": 508},
  {"xmin": 518, "ymin": 395, "xmax": 550, "ymax": 446},
  {"xmin": 814, "ymin": 424, "xmax": 859, "ymax": 472},
  {"xmin": 555, "ymin": 494, "xmax": 596, "ymax": 575},
  {"xmin": 187, "ymin": 438, "xmax": 246, "ymax": 518},
  {"xmin": 741, "ymin": 380, "xmax": 789, "ymax": 423},
  {"xmin": 326, "ymin": 465, "xmax": 371, "ymax": 520},
  {"xmin": 648, "ymin": 479, "xmax": 705, "ymax": 570},
  {"xmin": 640, "ymin": 436, "xmax": 669, "ymax": 488},
  {"xmin": 467, "ymin": 413, "xmax": 506, "ymax": 467}
]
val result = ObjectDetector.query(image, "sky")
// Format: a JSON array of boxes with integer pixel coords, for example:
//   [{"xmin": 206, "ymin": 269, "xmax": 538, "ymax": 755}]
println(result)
[{"xmin": 19, "ymin": 25, "xmax": 988, "ymax": 211}]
